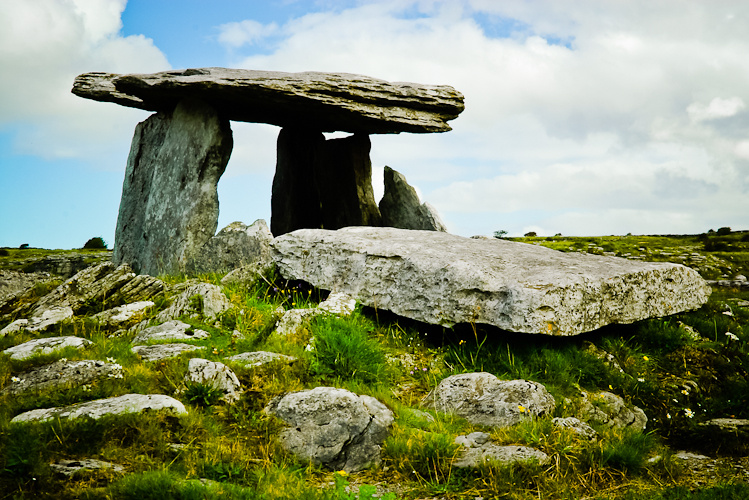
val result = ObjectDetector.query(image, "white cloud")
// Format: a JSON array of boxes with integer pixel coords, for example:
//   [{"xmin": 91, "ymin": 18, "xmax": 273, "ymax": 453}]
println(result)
[
  {"xmin": 688, "ymin": 97, "xmax": 745, "ymax": 122},
  {"xmin": 218, "ymin": 19, "xmax": 280, "ymax": 48},
  {"xmin": 0, "ymin": 0, "xmax": 169, "ymax": 166}
]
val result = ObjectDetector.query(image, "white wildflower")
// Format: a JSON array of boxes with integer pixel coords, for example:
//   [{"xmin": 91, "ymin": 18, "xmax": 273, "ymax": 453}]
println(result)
[
  {"xmin": 637, "ymin": 378, "xmax": 645, "ymax": 383},
  {"xmin": 684, "ymin": 408, "xmax": 695, "ymax": 418},
  {"xmin": 725, "ymin": 332, "xmax": 739, "ymax": 342},
  {"xmin": 106, "ymin": 357, "xmax": 116, "ymax": 363},
  {"xmin": 11, "ymin": 376, "xmax": 21, "ymax": 383}
]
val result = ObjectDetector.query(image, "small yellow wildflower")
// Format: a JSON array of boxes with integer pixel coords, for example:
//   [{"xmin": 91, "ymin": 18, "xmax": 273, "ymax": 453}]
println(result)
[
  {"xmin": 518, "ymin": 404, "xmax": 526, "ymax": 413},
  {"xmin": 643, "ymin": 356, "xmax": 649, "ymax": 361},
  {"xmin": 336, "ymin": 470, "xmax": 348, "ymax": 476}
]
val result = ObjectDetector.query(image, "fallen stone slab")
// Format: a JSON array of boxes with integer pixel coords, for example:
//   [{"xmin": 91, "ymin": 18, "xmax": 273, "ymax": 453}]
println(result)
[
  {"xmin": 225, "ymin": 351, "xmax": 296, "ymax": 368},
  {"xmin": 132, "ymin": 343, "xmax": 205, "ymax": 362},
  {"xmin": 422, "ymin": 372, "xmax": 556, "ymax": 428},
  {"xmin": 50, "ymin": 458, "xmax": 125, "ymax": 477},
  {"xmin": 2, "ymin": 336, "xmax": 93, "ymax": 361},
  {"xmin": 1, "ymin": 359, "xmax": 123, "ymax": 396},
  {"xmin": 183, "ymin": 358, "xmax": 242, "ymax": 403},
  {"xmin": 10, "ymin": 393, "xmax": 187, "ymax": 423},
  {"xmin": 131, "ymin": 320, "xmax": 209, "ymax": 345},
  {"xmin": 266, "ymin": 387, "xmax": 394, "ymax": 472},
  {"xmin": 73, "ymin": 68, "xmax": 465, "ymax": 134},
  {"xmin": 318, "ymin": 292, "xmax": 357, "ymax": 316},
  {"xmin": 700, "ymin": 418, "xmax": 749, "ymax": 437},
  {"xmin": 271, "ymin": 227, "xmax": 711, "ymax": 335}
]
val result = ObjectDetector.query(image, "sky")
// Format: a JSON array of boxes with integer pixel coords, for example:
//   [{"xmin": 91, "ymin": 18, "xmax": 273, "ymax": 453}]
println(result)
[{"xmin": 1, "ymin": 0, "xmax": 748, "ymax": 249}]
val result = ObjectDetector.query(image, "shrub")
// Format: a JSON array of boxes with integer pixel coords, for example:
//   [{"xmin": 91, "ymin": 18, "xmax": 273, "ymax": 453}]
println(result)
[
  {"xmin": 83, "ymin": 236, "xmax": 107, "ymax": 249},
  {"xmin": 716, "ymin": 227, "xmax": 731, "ymax": 236},
  {"xmin": 524, "ymin": 231, "xmax": 537, "ymax": 237},
  {"xmin": 493, "ymin": 230, "xmax": 508, "ymax": 239},
  {"xmin": 0, "ymin": 248, "xmax": 8, "ymax": 256},
  {"xmin": 18, "ymin": 243, "xmax": 29, "ymax": 249}
]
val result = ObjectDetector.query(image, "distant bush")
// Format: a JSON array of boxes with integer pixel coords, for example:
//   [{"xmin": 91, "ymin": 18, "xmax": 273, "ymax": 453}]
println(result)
[
  {"xmin": 0, "ymin": 248, "xmax": 8, "ymax": 256},
  {"xmin": 717, "ymin": 227, "xmax": 731, "ymax": 236},
  {"xmin": 524, "ymin": 231, "xmax": 537, "ymax": 237},
  {"xmin": 493, "ymin": 230, "xmax": 508, "ymax": 239},
  {"xmin": 19, "ymin": 243, "xmax": 29, "ymax": 249},
  {"xmin": 742, "ymin": 233, "xmax": 749, "ymax": 242},
  {"xmin": 83, "ymin": 237, "xmax": 107, "ymax": 249}
]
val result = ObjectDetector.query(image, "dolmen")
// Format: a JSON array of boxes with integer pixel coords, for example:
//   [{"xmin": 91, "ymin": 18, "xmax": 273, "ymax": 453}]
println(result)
[{"xmin": 72, "ymin": 68, "xmax": 464, "ymax": 276}]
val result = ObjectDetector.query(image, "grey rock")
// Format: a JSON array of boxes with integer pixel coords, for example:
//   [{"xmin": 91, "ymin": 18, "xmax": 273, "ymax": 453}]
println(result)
[
  {"xmin": 92, "ymin": 301, "xmax": 154, "ymax": 328},
  {"xmin": 50, "ymin": 458, "xmax": 124, "ymax": 477},
  {"xmin": 379, "ymin": 166, "xmax": 447, "ymax": 231},
  {"xmin": 112, "ymin": 99, "xmax": 233, "ymax": 276},
  {"xmin": 184, "ymin": 358, "xmax": 242, "ymax": 403},
  {"xmin": 225, "ymin": 351, "xmax": 296, "ymax": 368},
  {"xmin": 156, "ymin": 282, "xmax": 232, "ymax": 322},
  {"xmin": 0, "ymin": 306, "xmax": 73, "ymax": 335},
  {"xmin": 220, "ymin": 262, "xmax": 275, "ymax": 287},
  {"xmin": 575, "ymin": 390, "xmax": 648, "ymax": 432},
  {"xmin": 318, "ymin": 292, "xmax": 357, "ymax": 316},
  {"xmin": 271, "ymin": 130, "xmax": 381, "ymax": 236},
  {"xmin": 552, "ymin": 417, "xmax": 598, "ymax": 441},
  {"xmin": 266, "ymin": 387, "xmax": 394, "ymax": 472},
  {"xmin": 0, "ymin": 270, "xmax": 54, "ymax": 302},
  {"xmin": 20, "ymin": 252, "xmax": 111, "ymax": 279},
  {"xmin": 2, "ymin": 336, "xmax": 93, "ymax": 361},
  {"xmin": 132, "ymin": 343, "xmax": 205, "ymax": 362},
  {"xmin": 132, "ymin": 320, "xmax": 210, "ymax": 345},
  {"xmin": 11, "ymin": 393, "xmax": 187, "ymax": 423},
  {"xmin": 275, "ymin": 308, "xmax": 324, "ymax": 337},
  {"xmin": 271, "ymin": 227, "xmax": 711, "ymax": 335},
  {"xmin": 73, "ymin": 68, "xmax": 465, "ymax": 134},
  {"xmin": 422, "ymin": 372, "xmax": 556, "ymax": 428},
  {"xmin": 186, "ymin": 219, "xmax": 274, "ymax": 275},
  {"xmin": 453, "ymin": 435, "xmax": 550, "ymax": 468},
  {"xmin": 700, "ymin": 418, "xmax": 749, "ymax": 436},
  {"xmin": 1, "ymin": 359, "xmax": 123, "ymax": 396}
]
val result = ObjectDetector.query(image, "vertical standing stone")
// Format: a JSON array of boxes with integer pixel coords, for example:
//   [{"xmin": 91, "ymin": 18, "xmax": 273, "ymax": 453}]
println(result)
[
  {"xmin": 379, "ymin": 166, "xmax": 447, "ymax": 231},
  {"xmin": 271, "ymin": 129, "xmax": 382, "ymax": 236},
  {"xmin": 113, "ymin": 99, "xmax": 233, "ymax": 275}
]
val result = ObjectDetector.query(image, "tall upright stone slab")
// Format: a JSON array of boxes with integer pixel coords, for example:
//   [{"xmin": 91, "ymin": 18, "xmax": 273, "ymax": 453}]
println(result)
[
  {"xmin": 113, "ymin": 99, "xmax": 233, "ymax": 275},
  {"xmin": 379, "ymin": 166, "xmax": 447, "ymax": 231}
]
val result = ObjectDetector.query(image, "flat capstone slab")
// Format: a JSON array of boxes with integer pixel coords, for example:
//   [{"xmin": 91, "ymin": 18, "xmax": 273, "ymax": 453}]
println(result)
[
  {"xmin": 72, "ymin": 68, "xmax": 464, "ymax": 134},
  {"xmin": 271, "ymin": 227, "xmax": 711, "ymax": 336},
  {"xmin": 2, "ymin": 336, "xmax": 93, "ymax": 361},
  {"xmin": 10, "ymin": 394, "xmax": 187, "ymax": 423}
]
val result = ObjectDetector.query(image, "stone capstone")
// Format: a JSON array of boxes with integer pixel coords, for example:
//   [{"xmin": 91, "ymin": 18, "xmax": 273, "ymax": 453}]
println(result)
[
  {"xmin": 1, "ymin": 359, "xmax": 123, "ymax": 396},
  {"xmin": 265, "ymin": 387, "xmax": 394, "ymax": 472},
  {"xmin": 131, "ymin": 320, "xmax": 210, "ymax": 345},
  {"xmin": 422, "ymin": 372, "xmax": 556, "ymax": 428},
  {"xmin": 112, "ymin": 98, "xmax": 233, "ymax": 276},
  {"xmin": 2, "ymin": 336, "xmax": 93, "ymax": 361},
  {"xmin": 453, "ymin": 432, "xmax": 550, "ymax": 468},
  {"xmin": 132, "ymin": 343, "xmax": 205, "ymax": 362},
  {"xmin": 574, "ymin": 390, "xmax": 648, "ymax": 432},
  {"xmin": 271, "ymin": 227, "xmax": 711, "ymax": 335},
  {"xmin": 156, "ymin": 282, "xmax": 232, "ymax": 322},
  {"xmin": 225, "ymin": 351, "xmax": 296, "ymax": 368},
  {"xmin": 183, "ymin": 358, "xmax": 242, "ymax": 403},
  {"xmin": 10, "ymin": 394, "xmax": 187, "ymax": 423},
  {"xmin": 379, "ymin": 166, "xmax": 447, "ymax": 232},
  {"xmin": 186, "ymin": 219, "xmax": 274, "ymax": 275},
  {"xmin": 73, "ymin": 68, "xmax": 464, "ymax": 134}
]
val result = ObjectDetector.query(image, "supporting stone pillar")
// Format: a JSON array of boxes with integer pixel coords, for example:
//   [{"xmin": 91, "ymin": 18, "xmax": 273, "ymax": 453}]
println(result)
[
  {"xmin": 271, "ymin": 128, "xmax": 382, "ymax": 236},
  {"xmin": 113, "ymin": 99, "xmax": 233, "ymax": 275}
]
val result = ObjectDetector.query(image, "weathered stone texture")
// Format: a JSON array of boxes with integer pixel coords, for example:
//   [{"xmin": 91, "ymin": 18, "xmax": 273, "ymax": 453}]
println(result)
[
  {"xmin": 73, "ymin": 68, "xmax": 464, "ymax": 134},
  {"xmin": 11, "ymin": 394, "xmax": 187, "ymax": 423},
  {"xmin": 271, "ymin": 227, "xmax": 711, "ymax": 335},
  {"xmin": 379, "ymin": 166, "xmax": 447, "ymax": 231},
  {"xmin": 186, "ymin": 219, "xmax": 274, "ymax": 274},
  {"xmin": 2, "ymin": 336, "xmax": 92, "ymax": 361},
  {"xmin": 131, "ymin": 320, "xmax": 209, "ymax": 345},
  {"xmin": 1, "ymin": 359, "xmax": 123, "ymax": 396},
  {"xmin": 184, "ymin": 358, "xmax": 242, "ymax": 403},
  {"xmin": 113, "ymin": 99, "xmax": 233, "ymax": 276},
  {"xmin": 132, "ymin": 343, "xmax": 205, "ymax": 362}
]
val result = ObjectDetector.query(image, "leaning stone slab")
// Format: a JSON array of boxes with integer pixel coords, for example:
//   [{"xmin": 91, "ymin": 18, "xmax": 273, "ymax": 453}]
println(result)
[
  {"xmin": 225, "ymin": 351, "xmax": 296, "ymax": 368},
  {"xmin": 73, "ymin": 68, "xmax": 465, "ymax": 134},
  {"xmin": 266, "ymin": 387, "xmax": 394, "ymax": 472},
  {"xmin": 2, "ymin": 336, "xmax": 93, "ymax": 361},
  {"xmin": 379, "ymin": 166, "xmax": 447, "ymax": 232},
  {"xmin": 271, "ymin": 227, "xmax": 711, "ymax": 335},
  {"xmin": 552, "ymin": 417, "xmax": 598, "ymax": 441},
  {"xmin": 422, "ymin": 372, "xmax": 556, "ymax": 428},
  {"xmin": 1, "ymin": 359, "xmax": 123, "ymax": 396},
  {"xmin": 131, "ymin": 320, "xmax": 209, "ymax": 345},
  {"xmin": 132, "ymin": 343, "xmax": 205, "ymax": 362},
  {"xmin": 156, "ymin": 283, "xmax": 232, "ymax": 322},
  {"xmin": 183, "ymin": 358, "xmax": 242, "ymax": 403},
  {"xmin": 10, "ymin": 394, "xmax": 187, "ymax": 423}
]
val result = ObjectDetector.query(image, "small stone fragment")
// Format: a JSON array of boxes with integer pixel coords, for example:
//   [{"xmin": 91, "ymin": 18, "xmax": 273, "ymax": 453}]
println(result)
[
  {"xmin": 225, "ymin": 351, "xmax": 296, "ymax": 368},
  {"xmin": 131, "ymin": 320, "xmax": 209, "ymax": 345}
]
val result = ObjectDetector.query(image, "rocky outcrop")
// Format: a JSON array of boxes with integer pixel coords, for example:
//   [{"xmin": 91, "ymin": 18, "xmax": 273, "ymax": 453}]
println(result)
[
  {"xmin": 422, "ymin": 373, "xmax": 556, "ymax": 428},
  {"xmin": 271, "ymin": 227, "xmax": 711, "ymax": 335},
  {"xmin": 379, "ymin": 166, "xmax": 447, "ymax": 231},
  {"xmin": 2, "ymin": 336, "xmax": 93, "ymax": 361},
  {"xmin": 453, "ymin": 432, "xmax": 550, "ymax": 468},
  {"xmin": 271, "ymin": 130, "xmax": 381, "ymax": 236},
  {"xmin": 73, "ymin": 68, "xmax": 464, "ymax": 134},
  {"xmin": 11, "ymin": 394, "xmax": 187, "ymax": 423},
  {"xmin": 185, "ymin": 219, "xmax": 274, "ymax": 275},
  {"xmin": 131, "ymin": 320, "xmax": 209, "ymax": 345},
  {"xmin": 573, "ymin": 390, "xmax": 648, "ymax": 432},
  {"xmin": 183, "ymin": 358, "xmax": 242, "ymax": 403},
  {"xmin": 1, "ymin": 359, "xmax": 123, "ymax": 396},
  {"xmin": 91, "ymin": 301, "xmax": 154, "ymax": 329},
  {"xmin": 1, "ymin": 306, "xmax": 73, "ymax": 335},
  {"xmin": 132, "ymin": 343, "xmax": 205, "ymax": 362},
  {"xmin": 155, "ymin": 282, "xmax": 232, "ymax": 322},
  {"xmin": 112, "ymin": 99, "xmax": 233, "ymax": 276},
  {"xmin": 265, "ymin": 387, "xmax": 394, "ymax": 472}
]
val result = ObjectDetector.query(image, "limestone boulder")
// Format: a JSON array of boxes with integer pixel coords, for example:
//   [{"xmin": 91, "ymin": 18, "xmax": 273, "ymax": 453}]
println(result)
[
  {"xmin": 186, "ymin": 219, "xmax": 274, "ymax": 275},
  {"xmin": 225, "ymin": 351, "xmax": 296, "ymax": 368},
  {"xmin": 1, "ymin": 359, "xmax": 123, "ymax": 396},
  {"xmin": 156, "ymin": 283, "xmax": 232, "ymax": 322},
  {"xmin": 379, "ymin": 166, "xmax": 447, "ymax": 231},
  {"xmin": 422, "ymin": 373, "xmax": 556, "ymax": 428},
  {"xmin": 574, "ymin": 390, "xmax": 648, "ymax": 432},
  {"xmin": 20, "ymin": 252, "xmax": 110, "ymax": 279},
  {"xmin": 112, "ymin": 99, "xmax": 233, "ymax": 276},
  {"xmin": 11, "ymin": 394, "xmax": 187, "ymax": 423},
  {"xmin": 183, "ymin": 358, "xmax": 242, "ymax": 403},
  {"xmin": 265, "ymin": 387, "xmax": 394, "ymax": 472},
  {"xmin": 552, "ymin": 417, "xmax": 598, "ymax": 441},
  {"xmin": 92, "ymin": 301, "xmax": 154, "ymax": 328},
  {"xmin": 73, "ymin": 68, "xmax": 465, "ymax": 134},
  {"xmin": 50, "ymin": 459, "xmax": 124, "ymax": 478},
  {"xmin": 132, "ymin": 343, "xmax": 205, "ymax": 362},
  {"xmin": 131, "ymin": 320, "xmax": 209, "ymax": 345},
  {"xmin": 318, "ymin": 292, "xmax": 357, "ymax": 316},
  {"xmin": 454, "ymin": 432, "xmax": 550, "ymax": 468},
  {"xmin": 0, "ymin": 306, "xmax": 73, "ymax": 335},
  {"xmin": 2, "ymin": 336, "xmax": 93, "ymax": 361},
  {"xmin": 275, "ymin": 309, "xmax": 323, "ymax": 337},
  {"xmin": 271, "ymin": 227, "xmax": 711, "ymax": 335}
]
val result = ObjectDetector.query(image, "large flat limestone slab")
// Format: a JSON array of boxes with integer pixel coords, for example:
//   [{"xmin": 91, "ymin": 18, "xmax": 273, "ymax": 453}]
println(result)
[
  {"xmin": 11, "ymin": 394, "xmax": 187, "ymax": 423},
  {"xmin": 271, "ymin": 227, "xmax": 711, "ymax": 336},
  {"xmin": 73, "ymin": 68, "xmax": 464, "ymax": 134}
]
